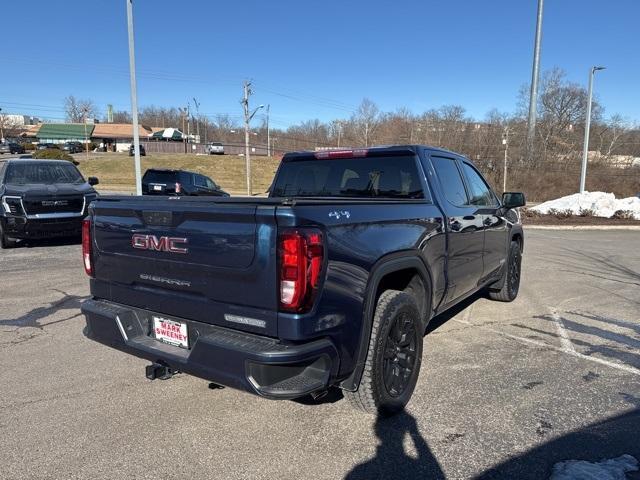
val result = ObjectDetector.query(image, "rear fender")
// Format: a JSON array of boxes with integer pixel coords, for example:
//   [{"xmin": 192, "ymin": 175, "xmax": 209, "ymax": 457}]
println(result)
[{"xmin": 339, "ymin": 252, "xmax": 434, "ymax": 392}]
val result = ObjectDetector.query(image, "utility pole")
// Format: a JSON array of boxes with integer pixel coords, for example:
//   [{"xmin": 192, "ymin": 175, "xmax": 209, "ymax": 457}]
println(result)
[
  {"xmin": 192, "ymin": 98, "xmax": 200, "ymax": 146},
  {"xmin": 0, "ymin": 108, "xmax": 4, "ymax": 142},
  {"xmin": 502, "ymin": 127, "xmax": 510, "ymax": 192},
  {"xmin": 242, "ymin": 81, "xmax": 252, "ymax": 196},
  {"xmin": 241, "ymin": 81, "xmax": 264, "ymax": 195},
  {"xmin": 266, "ymin": 104, "xmax": 271, "ymax": 157},
  {"xmin": 186, "ymin": 102, "xmax": 191, "ymax": 145},
  {"xmin": 126, "ymin": 0, "xmax": 142, "ymax": 195},
  {"xmin": 526, "ymin": 0, "xmax": 544, "ymax": 161},
  {"xmin": 580, "ymin": 66, "xmax": 606, "ymax": 193},
  {"xmin": 82, "ymin": 106, "xmax": 90, "ymax": 160}
]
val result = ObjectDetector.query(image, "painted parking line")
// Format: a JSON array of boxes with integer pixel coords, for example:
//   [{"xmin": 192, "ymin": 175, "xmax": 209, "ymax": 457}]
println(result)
[
  {"xmin": 549, "ymin": 309, "xmax": 577, "ymax": 353},
  {"xmin": 454, "ymin": 317, "xmax": 640, "ymax": 377}
]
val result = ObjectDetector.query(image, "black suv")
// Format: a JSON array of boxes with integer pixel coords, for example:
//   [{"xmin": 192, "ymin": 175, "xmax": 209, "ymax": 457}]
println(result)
[
  {"xmin": 62, "ymin": 141, "xmax": 84, "ymax": 153},
  {"xmin": 0, "ymin": 143, "xmax": 25, "ymax": 155},
  {"xmin": 129, "ymin": 144, "xmax": 146, "ymax": 156},
  {"xmin": 0, "ymin": 159, "xmax": 99, "ymax": 248},
  {"xmin": 37, "ymin": 143, "xmax": 59, "ymax": 150},
  {"xmin": 142, "ymin": 169, "xmax": 229, "ymax": 196}
]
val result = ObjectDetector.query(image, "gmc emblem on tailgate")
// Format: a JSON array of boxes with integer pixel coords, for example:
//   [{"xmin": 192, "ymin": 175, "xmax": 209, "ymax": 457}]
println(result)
[{"xmin": 132, "ymin": 234, "xmax": 188, "ymax": 254}]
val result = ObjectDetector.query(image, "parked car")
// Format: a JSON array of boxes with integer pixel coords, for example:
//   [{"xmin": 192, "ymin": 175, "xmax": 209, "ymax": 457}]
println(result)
[
  {"xmin": 128, "ymin": 144, "xmax": 146, "ymax": 156},
  {"xmin": 0, "ymin": 143, "xmax": 25, "ymax": 155},
  {"xmin": 206, "ymin": 142, "xmax": 225, "ymax": 155},
  {"xmin": 0, "ymin": 159, "xmax": 99, "ymax": 248},
  {"xmin": 81, "ymin": 145, "xmax": 525, "ymax": 414},
  {"xmin": 37, "ymin": 143, "xmax": 59, "ymax": 150},
  {"xmin": 142, "ymin": 168, "xmax": 229, "ymax": 196},
  {"xmin": 62, "ymin": 141, "xmax": 83, "ymax": 154}
]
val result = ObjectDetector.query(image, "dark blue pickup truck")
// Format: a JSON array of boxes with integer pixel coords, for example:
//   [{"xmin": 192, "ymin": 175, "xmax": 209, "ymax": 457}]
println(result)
[{"xmin": 81, "ymin": 145, "xmax": 525, "ymax": 414}]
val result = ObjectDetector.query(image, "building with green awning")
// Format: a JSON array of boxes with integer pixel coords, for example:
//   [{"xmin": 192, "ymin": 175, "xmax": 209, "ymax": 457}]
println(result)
[{"xmin": 36, "ymin": 123, "xmax": 95, "ymax": 143}]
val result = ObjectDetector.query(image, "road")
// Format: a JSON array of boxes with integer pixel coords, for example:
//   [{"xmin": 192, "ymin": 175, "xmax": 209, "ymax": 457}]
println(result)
[{"xmin": 1, "ymin": 230, "xmax": 639, "ymax": 479}]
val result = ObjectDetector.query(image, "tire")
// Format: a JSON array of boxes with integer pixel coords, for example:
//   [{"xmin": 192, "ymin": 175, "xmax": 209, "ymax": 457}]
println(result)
[
  {"xmin": 0, "ymin": 222, "xmax": 17, "ymax": 249},
  {"xmin": 346, "ymin": 290, "xmax": 423, "ymax": 416},
  {"xmin": 489, "ymin": 240, "xmax": 522, "ymax": 302}
]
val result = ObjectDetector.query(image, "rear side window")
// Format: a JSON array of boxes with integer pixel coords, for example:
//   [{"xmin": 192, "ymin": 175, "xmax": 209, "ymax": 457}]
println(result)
[
  {"xmin": 431, "ymin": 156, "xmax": 468, "ymax": 206},
  {"xmin": 143, "ymin": 171, "xmax": 178, "ymax": 184},
  {"xmin": 271, "ymin": 155, "xmax": 424, "ymax": 199},
  {"xmin": 461, "ymin": 162, "xmax": 498, "ymax": 207}
]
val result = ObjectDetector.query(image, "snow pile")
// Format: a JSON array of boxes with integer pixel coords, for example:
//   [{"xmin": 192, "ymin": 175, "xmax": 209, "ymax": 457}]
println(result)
[
  {"xmin": 550, "ymin": 454, "xmax": 639, "ymax": 480},
  {"xmin": 531, "ymin": 191, "xmax": 640, "ymax": 219}
]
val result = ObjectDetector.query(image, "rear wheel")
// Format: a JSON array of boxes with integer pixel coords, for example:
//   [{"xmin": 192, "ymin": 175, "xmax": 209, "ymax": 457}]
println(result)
[
  {"xmin": 346, "ymin": 290, "xmax": 423, "ymax": 415},
  {"xmin": 489, "ymin": 240, "xmax": 522, "ymax": 302}
]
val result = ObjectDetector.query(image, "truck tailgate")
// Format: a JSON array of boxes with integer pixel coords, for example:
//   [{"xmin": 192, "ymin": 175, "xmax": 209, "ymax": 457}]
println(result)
[{"xmin": 90, "ymin": 197, "xmax": 279, "ymax": 336}]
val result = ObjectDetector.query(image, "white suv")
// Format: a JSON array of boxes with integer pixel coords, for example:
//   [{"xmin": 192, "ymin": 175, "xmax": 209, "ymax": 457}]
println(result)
[{"xmin": 206, "ymin": 142, "xmax": 224, "ymax": 155}]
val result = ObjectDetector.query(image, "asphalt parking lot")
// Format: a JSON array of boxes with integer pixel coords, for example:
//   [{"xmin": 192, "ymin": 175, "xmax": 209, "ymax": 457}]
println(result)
[{"xmin": 1, "ymin": 230, "xmax": 639, "ymax": 479}]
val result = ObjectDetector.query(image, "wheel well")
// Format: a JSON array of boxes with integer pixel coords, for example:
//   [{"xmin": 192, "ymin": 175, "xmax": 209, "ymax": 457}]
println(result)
[
  {"xmin": 375, "ymin": 268, "xmax": 430, "ymax": 323},
  {"xmin": 512, "ymin": 232, "xmax": 523, "ymax": 252}
]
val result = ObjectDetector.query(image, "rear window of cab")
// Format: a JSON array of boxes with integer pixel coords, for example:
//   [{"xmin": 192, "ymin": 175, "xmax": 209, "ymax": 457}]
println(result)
[{"xmin": 271, "ymin": 155, "xmax": 425, "ymax": 199}]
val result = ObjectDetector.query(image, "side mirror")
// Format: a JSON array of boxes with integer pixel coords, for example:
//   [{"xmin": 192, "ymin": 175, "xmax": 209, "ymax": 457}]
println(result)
[
  {"xmin": 88, "ymin": 176, "xmax": 100, "ymax": 186},
  {"xmin": 502, "ymin": 192, "xmax": 525, "ymax": 209}
]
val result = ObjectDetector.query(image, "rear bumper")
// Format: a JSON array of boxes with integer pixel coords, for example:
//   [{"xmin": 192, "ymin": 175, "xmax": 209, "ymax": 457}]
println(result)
[
  {"xmin": 1, "ymin": 216, "xmax": 82, "ymax": 239},
  {"xmin": 81, "ymin": 298, "xmax": 339, "ymax": 399}
]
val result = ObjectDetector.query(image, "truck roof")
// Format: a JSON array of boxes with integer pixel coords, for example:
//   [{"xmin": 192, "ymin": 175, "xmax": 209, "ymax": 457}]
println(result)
[{"xmin": 283, "ymin": 144, "xmax": 466, "ymax": 160}]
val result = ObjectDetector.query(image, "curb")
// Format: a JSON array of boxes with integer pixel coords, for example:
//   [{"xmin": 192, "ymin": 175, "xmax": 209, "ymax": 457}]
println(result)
[{"xmin": 525, "ymin": 225, "xmax": 640, "ymax": 231}]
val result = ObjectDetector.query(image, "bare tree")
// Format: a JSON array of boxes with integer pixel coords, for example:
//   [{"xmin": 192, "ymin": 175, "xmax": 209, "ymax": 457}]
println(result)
[
  {"xmin": 0, "ymin": 114, "xmax": 20, "ymax": 141},
  {"xmin": 64, "ymin": 95, "xmax": 98, "ymax": 122},
  {"xmin": 594, "ymin": 114, "xmax": 629, "ymax": 158},
  {"xmin": 351, "ymin": 98, "xmax": 380, "ymax": 147},
  {"xmin": 518, "ymin": 68, "xmax": 602, "ymax": 163},
  {"xmin": 110, "ymin": 110, "xmax": 133, "ymax": 123}
]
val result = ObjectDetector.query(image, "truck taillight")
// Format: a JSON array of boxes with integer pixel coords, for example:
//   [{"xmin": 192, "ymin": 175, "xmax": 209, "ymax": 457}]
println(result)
[
  {"xmin": 278, "ymin": 229, "xmax": 324, "ymax": 312},
  {"xmin": 82, "ymin": 218, "xmax": 93, "ymax": 276},
  {"xmin": 175, "ymin": 182, "xmax": 182, "ymax": 194}
]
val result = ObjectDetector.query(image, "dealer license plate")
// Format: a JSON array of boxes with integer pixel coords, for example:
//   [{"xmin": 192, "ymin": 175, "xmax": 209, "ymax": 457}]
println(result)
[{"xmin": 153, "ymin": 316, "xmax": 189, "ymax": 348}]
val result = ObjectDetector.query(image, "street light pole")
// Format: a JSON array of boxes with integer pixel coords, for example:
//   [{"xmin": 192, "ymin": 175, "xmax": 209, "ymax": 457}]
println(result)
[
  {"xmin": 266, "ymin": 104, "xmax": 270, "ymax": 157},
  {"xmin": 579, "ymin": 66, "xmax": 605, "ymax": 193},
  {"xmin": 526, "ymin": 0, "xmax": 544, "ymax": 160},
  {"xmin": 502, "ymin": 127, "xmax": 510, "ymax": 193},
  {"xmin": 126, "ymin": 0, "xmax": 142, "ymax": 195}
]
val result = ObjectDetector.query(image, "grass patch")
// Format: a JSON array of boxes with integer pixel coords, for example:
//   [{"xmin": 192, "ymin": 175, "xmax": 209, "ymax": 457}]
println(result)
[{"xmin": 75, "ymin": 153, "xmax": 281, "ymax": 195}]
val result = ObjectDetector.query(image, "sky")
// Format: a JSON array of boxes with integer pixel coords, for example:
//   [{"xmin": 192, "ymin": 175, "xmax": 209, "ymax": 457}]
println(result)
[{"xmin": 1, "ymin": 0, "xmax": 638, "ymax": 129}]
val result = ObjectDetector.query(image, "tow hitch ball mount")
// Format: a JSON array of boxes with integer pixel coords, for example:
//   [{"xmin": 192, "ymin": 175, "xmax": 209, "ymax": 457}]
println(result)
[{"xmin": 145, "ymin": 363, "xmax": 177, "ymax": 381}]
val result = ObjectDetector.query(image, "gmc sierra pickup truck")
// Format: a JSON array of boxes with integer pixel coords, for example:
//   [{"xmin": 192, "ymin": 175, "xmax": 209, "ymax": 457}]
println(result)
[
  {"xmin": 1, "ymin": 159, "xmax": 99, "ymax": 248},
  {"xmin": 81, "ymin": 145, "xmax": 525, "ymax": 415}
]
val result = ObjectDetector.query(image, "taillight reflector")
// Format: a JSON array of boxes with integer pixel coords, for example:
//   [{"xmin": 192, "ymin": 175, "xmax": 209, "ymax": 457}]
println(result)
[
  {"xmin": 314, "ymin": 149, "xmax": 368, "ymax": 159},
  {"xmin": 278, "ymin": 229, "xmax": 324, "ymax": 312},
  {"xmin": 82, "ymin": 218, "xmax": 93, "ymax": 276}
]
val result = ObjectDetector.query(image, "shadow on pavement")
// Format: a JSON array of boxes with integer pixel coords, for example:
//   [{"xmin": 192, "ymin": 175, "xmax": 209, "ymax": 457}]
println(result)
[
  {"xmin": 0, "ymin": 288, "xmax": 87, "ymax": 329},
  {"xmin": 15, "ymin": 236, "xmax": 81, "ymax": 249},
  {"xmin": 426, "ymin": 291, "xmax": 484, "ymax": 335},
  {"xmin": 475, "ymin": 408, "xmax": 640, "ymax": 479},
  {"xmin": 345, "ymin": 410, "xmax": 445, "ymax": 479}
]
